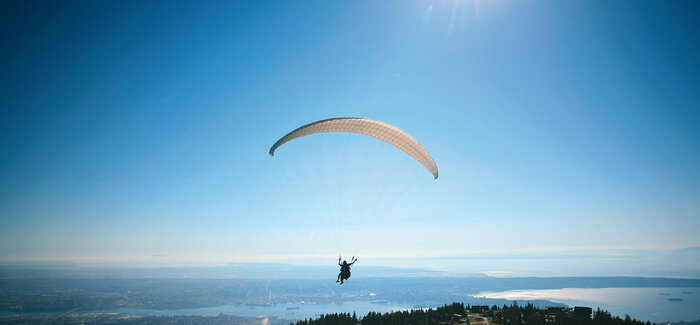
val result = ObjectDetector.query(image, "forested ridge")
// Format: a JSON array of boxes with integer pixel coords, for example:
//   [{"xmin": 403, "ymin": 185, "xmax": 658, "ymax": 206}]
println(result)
[{"xmin": 293, "ymin": 302, "xmax": 654, "ymax": 325}]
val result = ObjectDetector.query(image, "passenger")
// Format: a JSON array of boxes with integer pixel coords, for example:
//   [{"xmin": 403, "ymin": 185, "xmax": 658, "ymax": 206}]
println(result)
[{"xmin": 336, "ymin": 256, "xmax": 357, "ymax": 284}]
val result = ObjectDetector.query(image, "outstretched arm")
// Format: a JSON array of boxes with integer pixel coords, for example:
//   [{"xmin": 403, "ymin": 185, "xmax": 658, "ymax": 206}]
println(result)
[
  {"xmin": 350, "ymin": 257, "xmax": 357, "ymax": 265},
  {"xmin": 338, "ymin": 256, "xmax": 342, "ymax": 266}
]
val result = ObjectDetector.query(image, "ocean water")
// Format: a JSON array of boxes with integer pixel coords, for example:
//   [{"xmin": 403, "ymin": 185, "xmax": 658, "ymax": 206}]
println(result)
[
  {"xmin": 113, "ymin": 301, "xmax": 414, "ymax": 321},
  {"xmin": 476, "ymin": 287, "xmax": 699, "ymax": 322},
  {"xmin": 3, "ymin": 287, "xmax": 697, "ymax": 322}
]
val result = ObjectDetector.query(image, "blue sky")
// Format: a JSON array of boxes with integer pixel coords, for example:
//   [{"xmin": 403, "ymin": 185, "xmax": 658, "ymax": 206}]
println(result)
[{"xmin": 1, "ymin": 1, "xmax": 698, "ymax": 275}]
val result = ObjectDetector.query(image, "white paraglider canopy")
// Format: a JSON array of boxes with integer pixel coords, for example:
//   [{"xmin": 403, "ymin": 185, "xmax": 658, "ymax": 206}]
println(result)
[{"xmin": 269, "ymin": 117, "xmax": 438, "ymax": 179}]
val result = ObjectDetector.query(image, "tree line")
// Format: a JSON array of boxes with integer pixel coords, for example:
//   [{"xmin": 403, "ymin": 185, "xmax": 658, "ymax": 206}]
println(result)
[{"xmin": 292, "ymin": 302, "xmax": 653, "ymax": 325}]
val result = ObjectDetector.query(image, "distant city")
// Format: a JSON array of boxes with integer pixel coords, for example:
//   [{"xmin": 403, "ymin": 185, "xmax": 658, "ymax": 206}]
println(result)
[{"xmin": 1, "ymin": 264, "xmax": 698, "ymax": 324}]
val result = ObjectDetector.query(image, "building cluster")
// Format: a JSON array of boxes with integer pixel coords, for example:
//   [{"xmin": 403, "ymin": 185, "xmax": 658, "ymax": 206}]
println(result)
[{"xmin": 543, "ymin": 306, "xmax": 593, "ymax": 320}]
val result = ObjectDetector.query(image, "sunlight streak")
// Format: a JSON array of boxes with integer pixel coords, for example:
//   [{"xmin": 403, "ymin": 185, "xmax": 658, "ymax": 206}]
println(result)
[
  {"xmin": 423, "ymin": 4, "xmax": 434, "ymax": 26},
  {"xmin": 447, "ymin": 0, "xmax": 461, "ymax": 37}
]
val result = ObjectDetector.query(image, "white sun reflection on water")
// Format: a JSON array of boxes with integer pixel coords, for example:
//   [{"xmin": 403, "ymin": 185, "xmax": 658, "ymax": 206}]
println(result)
[{"xmin": 477, "ymin": 287, "xmax": 699, "ymax": 322}]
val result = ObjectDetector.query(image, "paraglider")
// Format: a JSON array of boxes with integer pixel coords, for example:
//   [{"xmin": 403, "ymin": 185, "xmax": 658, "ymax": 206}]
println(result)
[
  {"xmin": 269, "ymin": 117, "xmax": 438, "ymax": 283},
  {"xmin": 337, "ymin": 256, "xmax": 357, "ymax": 284}
]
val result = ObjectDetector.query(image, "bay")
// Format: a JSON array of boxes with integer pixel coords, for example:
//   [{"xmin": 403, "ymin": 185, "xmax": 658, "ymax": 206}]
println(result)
[{"xmin": 113, "ymin": 301, "xmax": 413, "ymax": 321}]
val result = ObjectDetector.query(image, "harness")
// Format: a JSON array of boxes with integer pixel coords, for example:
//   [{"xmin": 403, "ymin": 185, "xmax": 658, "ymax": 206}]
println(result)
[{"xmin": 341, "ymin": 265, "xmax": 351, "ymax": 279}]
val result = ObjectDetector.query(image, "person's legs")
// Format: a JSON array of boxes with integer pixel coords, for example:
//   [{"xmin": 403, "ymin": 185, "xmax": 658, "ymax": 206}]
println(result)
[{"xmin": 337, "ymin": 273, "xmax": 341, "ymax": 283}]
